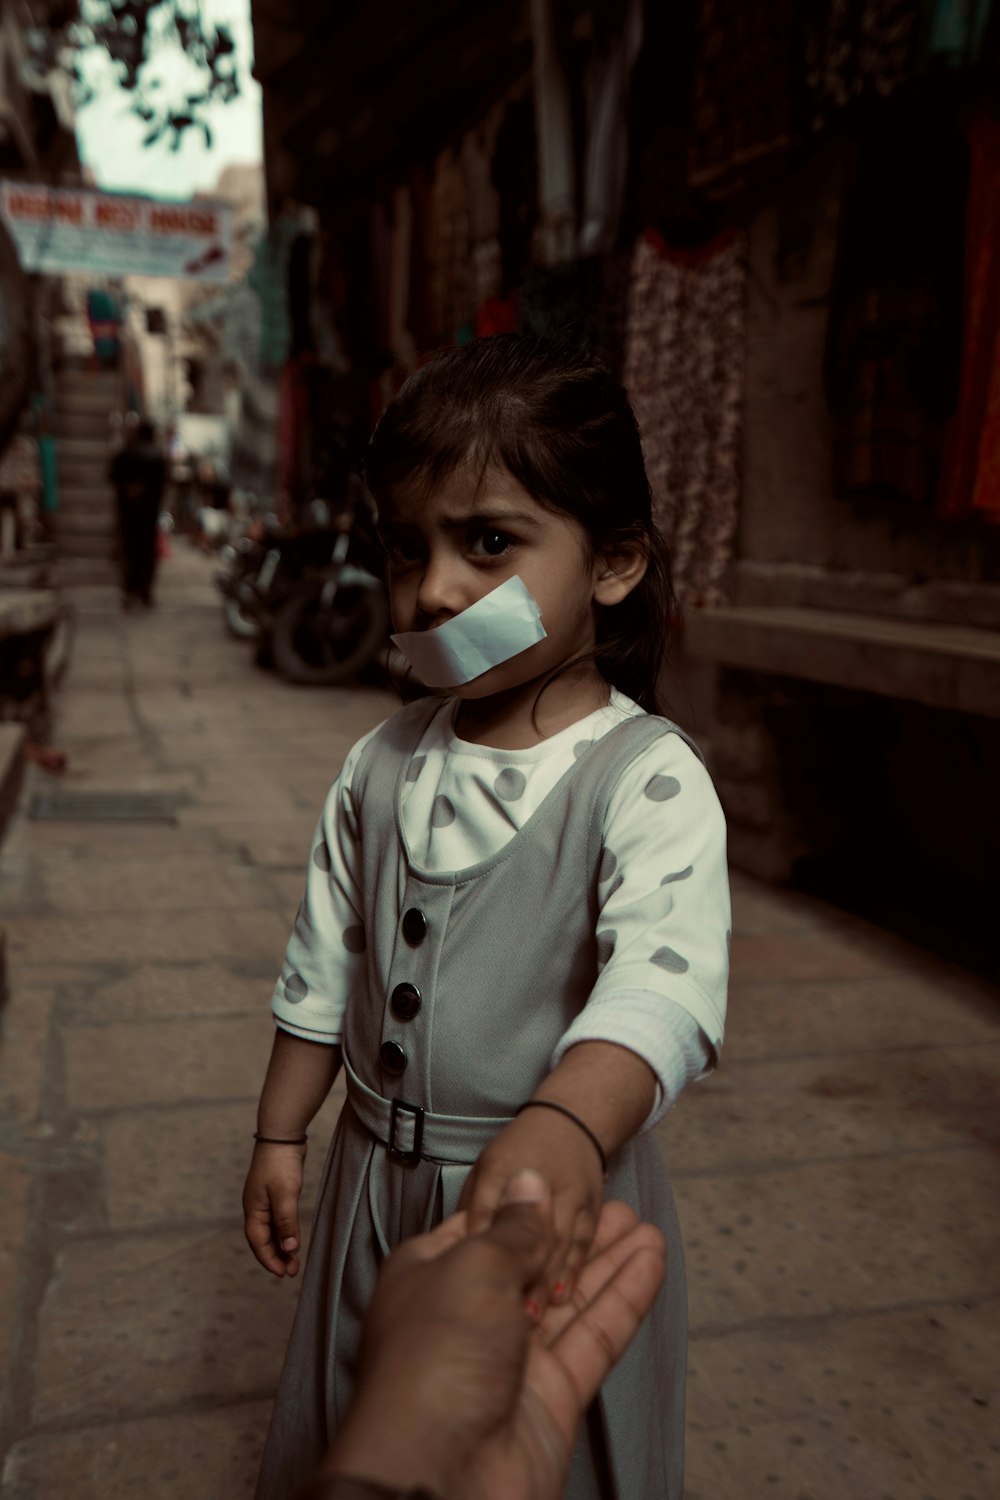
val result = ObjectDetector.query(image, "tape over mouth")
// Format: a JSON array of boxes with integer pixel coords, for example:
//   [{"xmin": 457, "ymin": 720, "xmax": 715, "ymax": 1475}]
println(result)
[{"xmin": 390, "ymin": 575, "xmax": 547, "ymax": 688}]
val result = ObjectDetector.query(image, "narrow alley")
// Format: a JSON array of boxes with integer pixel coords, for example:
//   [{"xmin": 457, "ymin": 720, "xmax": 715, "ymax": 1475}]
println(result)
[{"xmin": 0, "ymin": 547, "xmax": 998, "ymax": 1499}]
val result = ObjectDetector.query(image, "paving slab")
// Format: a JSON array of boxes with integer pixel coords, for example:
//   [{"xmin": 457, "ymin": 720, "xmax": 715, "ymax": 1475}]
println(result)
[
  {"xmin": 0, "ymin": 856, "xmax": 279, "ymax": 916},
  {"xmin": 666, "ymin": 1041, "xmax": 1000, "ymax": 1170},
  {"xmin": 675, "ymin": 1145, "xmax": 1000, "ymax": 1333},
  {"xmin": 5, "ymin": 907, "xmax": 289, "ymax": 967},
  {"xmin": 684, "ymin": 1401, "xmax": 995, "ymax": 1500},
  {"xmin": 686, "ymin": 1296, "xmax": 1000, "ymax": 1432},
  {"xmin": 59, "ymin": 962, "xmax": 275, "ymax": 1025},
  {"xmin": 0, "ymin": 987, "xmax": 53, "ymax": 1125},
  {"xmin": 722, "ymin": 970, "xmax": 1000, "ymax": 1061},
  {"xmin": 729, "ymin": 929, "xmax": 909, "ymax": 982},
  {"xmin": 0, "ymin": 1152, "xmax": 31, "ymax": 1374},
  {"xmin": 62, "ymin": 1015, "xmax": 276, "ymax": 1113},
  {"xmin": 2, "ymin": 1400, "xmax": 269, "ymax": 1500},
  {"xmin": 30, "ymin": 1227, "xmax": 297, "ymax": 1427}
]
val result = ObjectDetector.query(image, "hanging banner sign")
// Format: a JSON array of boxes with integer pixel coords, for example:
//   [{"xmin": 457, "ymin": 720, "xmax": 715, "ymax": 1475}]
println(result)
[{"xmin": 0, "ymin": 183, "xmax": 232, "ymax": 282}]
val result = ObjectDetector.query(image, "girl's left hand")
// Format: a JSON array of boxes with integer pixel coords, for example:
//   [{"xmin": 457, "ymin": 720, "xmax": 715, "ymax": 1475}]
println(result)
[{"xmin": 458, "ymin": 1109, "xmax": 605, "ymax": 1308}]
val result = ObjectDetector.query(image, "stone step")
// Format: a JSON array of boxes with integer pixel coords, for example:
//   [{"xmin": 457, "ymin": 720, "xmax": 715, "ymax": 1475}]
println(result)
[
  {"xmin": 55, "ymin": 436, "xmax": 108, "ymax": 462},
  {"xmin": 55, "ymin": 409, "xmax": 116, "ymax": 440},
  {"xmin": 54, "ymin": 370, "xmax": 120, "ymax": 400},
  {"xmin": 58, "ymin": 461, "xmax": 109, "ymax": 489},
  {"xmin": 56, "ymin": 511, "xmax": 115, "ymax": 537},
  {"xmin": 53, "ymin": 555, "xmax": 117, "ymax": 586},
  {"xmin": 0, "ymin": 722, "xmax": 26, "ymax": 857},
  {"xmin": 55, "ymin": 485, "xmax": 114, "ymax": 512},
  {"xmin": 55, "ymin": 530, "xmax": 115, "ymax": 559},
  {"xmin": 55, "ymin": 380, "xmax": 118, "ymax": 403}
]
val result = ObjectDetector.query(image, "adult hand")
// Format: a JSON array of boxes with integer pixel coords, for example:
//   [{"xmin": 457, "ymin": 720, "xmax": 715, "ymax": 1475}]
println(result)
[
  {"xmin": 319, "ymin": 1170, "xmax": 665, "ymax": 1500},
  {"xmin": 459, "ymin": 1195, "xmax": 665, "ymax": 1500},
  {"xmin": 458, "ymin": 1109, "xmax": 606, "ymax": 1307}
]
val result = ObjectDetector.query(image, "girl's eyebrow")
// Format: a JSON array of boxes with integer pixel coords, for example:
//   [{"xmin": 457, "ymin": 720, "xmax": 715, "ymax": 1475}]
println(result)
[
  {"xmin": 377, "ymin": 507, "xmax": 542, "ymax": 533},
  {"xmin": 439, "ymin": 509, "xmax": 542, "ymax": 530}
]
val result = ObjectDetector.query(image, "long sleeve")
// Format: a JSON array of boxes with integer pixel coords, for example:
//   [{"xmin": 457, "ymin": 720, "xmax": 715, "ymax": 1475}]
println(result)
[{"xmin": 551, "ymin": 731, "xmax": 730, "ymax": 1128}]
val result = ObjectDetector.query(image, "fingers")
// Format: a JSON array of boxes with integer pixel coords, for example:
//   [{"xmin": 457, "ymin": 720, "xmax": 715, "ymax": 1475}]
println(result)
[
  {"xmin": 244, "ymin": 1204, "xmax": 298, "ymax": 1277},
  {"xmin": 462, "ymin": 1163, "xmax": 508, "ymax": 1237},
  {"xmin": 243, "ymin": 1176, "xmax": 303, "ymax": 1278},
  {"xmin": 479, "ymin": 1170, "xmax": 555, "ymax": 1288},
  {"xmin": 270, "ymin": 1183, "xmax": 302, "ymax": 1262},
  {"xmin": 537, "ymin": 1206, "xmax": 658, "ymax": 1344},
  {"xmin": 589, "ymin": 1199, "xmax": 640, "ymax": 1254},
  {"xmin": 387, "ymin": 1211, "xmax": 470, "ymax": 1271},
  {"xmin": 550, "ymin": 1233, "xmax": 666, "ymax": 1406},
  {"xmin": 550, "ymin": 1204, "xmax": 597, "ymax": 1304}
]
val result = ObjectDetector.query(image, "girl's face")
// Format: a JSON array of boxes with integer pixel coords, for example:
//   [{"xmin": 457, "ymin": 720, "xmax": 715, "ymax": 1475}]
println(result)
[{"xmin": 377, "ymin": 465, "xmax": 606, "ymax": 703}]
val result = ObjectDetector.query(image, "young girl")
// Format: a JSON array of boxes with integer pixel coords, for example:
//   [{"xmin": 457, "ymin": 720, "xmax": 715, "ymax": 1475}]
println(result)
[{"xmin": 244, "ymin": 334, "xmax": 730, "ymax": 1500}]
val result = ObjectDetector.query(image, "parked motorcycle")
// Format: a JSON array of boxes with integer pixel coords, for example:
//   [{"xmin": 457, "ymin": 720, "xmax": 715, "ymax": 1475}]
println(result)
[
  {"xmin": 215, "ymin": 492, "xmax": 389, "ymax": 686},
  {"xmin": 216, "ymin": 531, "xmax": 268, "ymax": 640}
]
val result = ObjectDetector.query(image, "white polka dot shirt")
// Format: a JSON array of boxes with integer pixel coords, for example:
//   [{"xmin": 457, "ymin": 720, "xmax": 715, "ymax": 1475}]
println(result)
[{"xmin": 273, "ymin": 690, "xmax": 730, "ymax": 1128}]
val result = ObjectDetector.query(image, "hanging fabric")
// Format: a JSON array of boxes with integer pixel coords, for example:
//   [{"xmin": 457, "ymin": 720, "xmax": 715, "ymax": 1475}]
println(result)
[
  {"xmin": 248, "ymin": 213, "xmax": 301, "ymax": 373},
  {"xmin": 389, "ymin": 185, "xmax": 415, "ymax": 370},
  {"xmin": 491, "ymin": 90, "xmax": 538, "ymax": 297},
  {"xmin": 407, "ymin": 164, "xmax": 436, "ymax": 356},
  {"xmin": 688, "ymin": 0, "xmax": 800, "ymax": 197},
  {"xmin": 937, "ymin": 112, "xmax": 1000, "ymax": 524},
  {"xmin": 529, "ymin": 0, "xmax": 578, "ymax": 264},
  {"xmin": 807, "ymin": 0, "xmax": 923, "ymax": 126},
  {"xmin": 579, "ymin": 0, "xmax": 644, "ymax": 255},
  {"xmin": 920, "ymin": 0, "xmax": 995, "ymax": 66},
  {"xmin": 621, "ymin": 229, "xmax": 746, "ymax": 609},
  {"xmin": 427, "ymin": 147, "xmax": 472, "ymax": 346},
  {"xmin": 824, "ymin": 89, "xmax": 967, "ymax": 510}
]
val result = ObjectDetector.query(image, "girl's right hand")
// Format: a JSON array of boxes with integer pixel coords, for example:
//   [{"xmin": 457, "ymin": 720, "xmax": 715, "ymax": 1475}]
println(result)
[{"xmin": 243, "ymin": 1141, "xmax": 308, "ymax": 1277}]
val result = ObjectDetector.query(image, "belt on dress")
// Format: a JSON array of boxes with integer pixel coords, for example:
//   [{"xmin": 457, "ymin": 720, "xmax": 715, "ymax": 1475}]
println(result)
[{"xmin": 342, "ymin": 1050, "xmax": 511, "ymax": 1166}]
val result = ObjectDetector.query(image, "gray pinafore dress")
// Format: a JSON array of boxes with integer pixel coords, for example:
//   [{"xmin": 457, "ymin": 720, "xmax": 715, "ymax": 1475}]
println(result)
[{"xmin": 256, "ymin": 699, "xmax": 699, "ymax": 1500}]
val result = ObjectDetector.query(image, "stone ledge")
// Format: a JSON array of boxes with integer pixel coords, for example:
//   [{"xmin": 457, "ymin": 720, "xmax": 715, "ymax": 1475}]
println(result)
[
  {"xmin": 0, "ymin": 591, "xmax": 58, "ymax": 642},
  {"xmin": 0, "ymin": 721, "xmax": 26, "ymax": 854},
  {"xmin": 686, "ymin": 605, "xmax": 1000, "ymax": 719}
]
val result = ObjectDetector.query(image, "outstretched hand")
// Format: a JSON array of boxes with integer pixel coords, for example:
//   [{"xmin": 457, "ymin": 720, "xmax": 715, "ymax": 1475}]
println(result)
[
  {"xmin": 319, "ymin": 1170, "xmax": 665, "ymax": 1500},
  {"xmin": 458, "ymin": 1107, "xmax": 606, "ymax": 1307}
]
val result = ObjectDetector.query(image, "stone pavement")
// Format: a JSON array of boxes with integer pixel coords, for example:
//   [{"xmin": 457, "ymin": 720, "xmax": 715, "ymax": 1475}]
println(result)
[{"xmin": 0, "ymin": 544, "xmax": 998, "ymax": 1500}]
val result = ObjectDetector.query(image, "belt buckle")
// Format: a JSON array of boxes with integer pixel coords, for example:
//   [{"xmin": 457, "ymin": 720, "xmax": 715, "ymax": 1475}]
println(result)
[{"xmin": 388, "ymin": 1097, "xmax": 425, "ymax": 1165}]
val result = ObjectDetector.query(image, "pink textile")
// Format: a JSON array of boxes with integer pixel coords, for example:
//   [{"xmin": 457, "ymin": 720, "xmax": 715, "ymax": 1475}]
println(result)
[{"xmin": 622, "ymin": 229, "xmax": 746, "ymax": 609}]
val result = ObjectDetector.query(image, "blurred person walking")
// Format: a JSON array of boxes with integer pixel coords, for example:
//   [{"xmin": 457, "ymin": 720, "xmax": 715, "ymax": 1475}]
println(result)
[{"xmin": 109, "ymin": 419, "xmax": 167, "ymax": 609}]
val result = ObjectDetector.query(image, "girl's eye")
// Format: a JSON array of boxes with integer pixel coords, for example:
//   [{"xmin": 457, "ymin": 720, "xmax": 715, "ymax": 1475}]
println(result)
[
  {"xmin": 382, "ymin": 536, "xmax": 423, "ymax": 565},
  {"xmin": 471, "ymin": 529, "xmax": 514, "ymax": 559}
]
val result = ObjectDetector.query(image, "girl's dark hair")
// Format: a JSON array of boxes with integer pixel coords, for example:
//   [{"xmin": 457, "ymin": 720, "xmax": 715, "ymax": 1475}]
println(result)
[{"xmin": 365, "ymin": 333, "xmax": 679, "ymax": 713}]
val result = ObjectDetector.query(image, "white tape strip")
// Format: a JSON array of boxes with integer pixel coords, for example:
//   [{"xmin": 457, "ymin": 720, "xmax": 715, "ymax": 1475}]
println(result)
[{"xmin": 390, "ymin": 574, "xmax": 547, "ymax": 688}]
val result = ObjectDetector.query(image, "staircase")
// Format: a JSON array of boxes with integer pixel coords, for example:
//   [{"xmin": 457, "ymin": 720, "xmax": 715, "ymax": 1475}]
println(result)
[{"xmin": 52, "ymin": 368, "xmax": 120, "ymax": 585}]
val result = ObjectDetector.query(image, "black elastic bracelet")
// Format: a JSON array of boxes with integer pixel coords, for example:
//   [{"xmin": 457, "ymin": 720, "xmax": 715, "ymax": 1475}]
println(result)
[
  {"xmin": 253, "ymin": 1132, "xmax": 308, "ymax": 1146},
  {"xmin": 514, "ymin": 1100, "xmax": 608, "ymax": 1178}
]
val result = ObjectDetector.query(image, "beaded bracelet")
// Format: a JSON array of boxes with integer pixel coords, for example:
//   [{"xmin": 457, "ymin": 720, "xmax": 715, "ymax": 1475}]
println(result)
[
  {"xmin": 514, "ymin": 1100, "xmax": 608, "ymax": 1178},
  {"xmin": 253, "ymin": 1132, "xmax": 308, "ymax": 1146}
]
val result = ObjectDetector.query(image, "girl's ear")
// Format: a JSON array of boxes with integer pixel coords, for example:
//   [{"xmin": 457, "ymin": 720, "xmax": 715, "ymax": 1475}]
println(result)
[{"xmin": 593, "ymin": 543, "xmax": 648, "ymax": 606}]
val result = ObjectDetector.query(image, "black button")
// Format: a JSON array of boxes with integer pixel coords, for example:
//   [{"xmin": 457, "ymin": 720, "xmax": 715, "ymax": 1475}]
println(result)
[
  {"xmin": 380, "ymin": 1040, "xmax": 407, "ymax": 1076},
  {"xmin": 402, "ymin": 908, "xmax": 427, "ymax": 945},
  {"xmin": 391, "ymin": 983, "xmax": 422, "ymax": 1021}
]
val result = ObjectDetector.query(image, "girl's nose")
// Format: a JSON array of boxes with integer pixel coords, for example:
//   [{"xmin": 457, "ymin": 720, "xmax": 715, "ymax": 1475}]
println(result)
[{"xmin": 415, "ymin": 554, "xmax": 464, "ymax": 624}]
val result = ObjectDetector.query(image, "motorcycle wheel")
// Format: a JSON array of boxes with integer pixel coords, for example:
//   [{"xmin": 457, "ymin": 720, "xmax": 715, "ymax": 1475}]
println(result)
[
  {"xmin": 224, "ymin": 594, "xmax": 262, "ymax": 641},
  {"xmin": 271, "ymin": 579, "xmax": 389, "ymax": 686}
]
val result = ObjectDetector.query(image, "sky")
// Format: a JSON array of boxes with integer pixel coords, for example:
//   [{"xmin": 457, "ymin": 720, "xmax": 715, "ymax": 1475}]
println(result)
[{"xmin": 73, "ymin": 0, "xmax": 262, "ymax": 201}]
